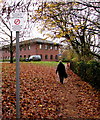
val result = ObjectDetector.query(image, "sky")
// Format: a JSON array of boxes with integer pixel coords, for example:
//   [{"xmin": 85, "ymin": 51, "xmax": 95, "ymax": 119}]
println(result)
[
  {"xmin": 0, "ymin": 0, "xmax": 44, "ymax": 46},
  {"xmin": 0, "ymin": 0, "xmax": 99, "ymax": 47},
  {"xmin": 0, "ymin": 0, "xmax": 63, "ymax": 47}
]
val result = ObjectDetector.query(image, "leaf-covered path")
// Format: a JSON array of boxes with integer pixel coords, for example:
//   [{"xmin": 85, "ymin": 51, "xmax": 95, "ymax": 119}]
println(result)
[{"xmin": 2, "ymin": 63, "xmax": 100, "ymax": 119}]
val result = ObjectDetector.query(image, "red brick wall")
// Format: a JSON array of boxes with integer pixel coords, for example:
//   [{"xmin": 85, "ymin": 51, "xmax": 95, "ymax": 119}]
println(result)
[
  {"xmin": 13, "ymin": 43, "xmax": 37, "ymax": 58},
  {"xmin": 1, "ymin": 48, "xmax": 10, "ymax": 60},
  {"xmin": 1, "ymin": 42, "xmax": 59, "ymax": 61},
  {"xmin": 35, "ymin": 44, "xmax": 59, "ymax": 61},
  {"xmin": 0, "ymin": 49, "xmax": 3, "ymax": 59}
]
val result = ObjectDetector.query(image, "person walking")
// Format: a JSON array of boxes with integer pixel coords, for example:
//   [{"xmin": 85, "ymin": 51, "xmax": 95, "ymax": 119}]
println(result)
[{"xmin": 56, "ymin": 61, "xmax": 68, "ymax": 84}]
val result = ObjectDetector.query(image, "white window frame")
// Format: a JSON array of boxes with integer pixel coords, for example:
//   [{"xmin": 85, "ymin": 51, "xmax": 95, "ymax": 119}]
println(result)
[
  {"xmin": 45, "ymin": 45, "xmax": 48, "ymax": 50},
  {"xmin": 39, "ymin": 44, "xmax": 42, "ymax": 49}
]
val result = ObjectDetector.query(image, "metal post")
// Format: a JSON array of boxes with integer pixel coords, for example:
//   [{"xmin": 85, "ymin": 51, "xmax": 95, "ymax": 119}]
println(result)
[{"xmin": 16, "ymin": 31, "xmax": 20, "ymax": 119}]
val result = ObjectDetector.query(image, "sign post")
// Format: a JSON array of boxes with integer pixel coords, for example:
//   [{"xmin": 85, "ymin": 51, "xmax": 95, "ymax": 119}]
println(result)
[
  {"xmin": 16, "ymin": 31, "xmax": 20, "ymax": 119},
  {"xmin": 10, "ymin": 12, "xmax": 26, "ymax": 119}
]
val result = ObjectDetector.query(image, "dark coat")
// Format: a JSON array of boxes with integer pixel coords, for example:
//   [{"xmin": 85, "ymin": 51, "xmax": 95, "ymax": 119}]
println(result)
[{"xmin": 56, "ymin": 62, "xmax": 68, "ymax": 78}]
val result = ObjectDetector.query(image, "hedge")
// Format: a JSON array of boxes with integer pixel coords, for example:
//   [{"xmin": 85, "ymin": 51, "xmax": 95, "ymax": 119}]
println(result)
[{"xmin": 70, "ymin": 60, "xmax": 100, "ymax": 90}]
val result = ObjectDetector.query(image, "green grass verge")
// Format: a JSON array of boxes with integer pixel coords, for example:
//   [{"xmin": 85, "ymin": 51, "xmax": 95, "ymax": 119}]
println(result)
[
  {"xmin": 25, "ymin": 61, "xmax": 67, "ymax": 66},
  {"xmin": 26, "ymin": 61, "xmax": 59, "ymax": 66},
  {"xmin": 2, "ymin": 60, "xmax": 67, "ymax": 67}
]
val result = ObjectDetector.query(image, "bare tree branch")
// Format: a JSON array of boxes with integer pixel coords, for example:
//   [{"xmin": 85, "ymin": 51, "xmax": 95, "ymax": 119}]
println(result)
[
  {"xmin": 0, "ymin": 26, "xmax": 10, "ymax": 37},
  {"xmin": 0, "ymin": 16, "xmax": 11, "ymax": 31}
]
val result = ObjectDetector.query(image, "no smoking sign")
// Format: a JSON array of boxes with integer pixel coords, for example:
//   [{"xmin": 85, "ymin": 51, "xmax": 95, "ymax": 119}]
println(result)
[
  {"xmin": 14, "ymin": 19, "xmax": 20, "ymax": 25},
  {"xmin": 10, "ymin": 12, "xmax": 27, "ymax": 31}
]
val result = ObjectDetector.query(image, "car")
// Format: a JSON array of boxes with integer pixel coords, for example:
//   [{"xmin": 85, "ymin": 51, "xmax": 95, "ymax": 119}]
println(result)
[{"xmin": 28, "ymin": 55, "xmax": 41, "ymax": 61}]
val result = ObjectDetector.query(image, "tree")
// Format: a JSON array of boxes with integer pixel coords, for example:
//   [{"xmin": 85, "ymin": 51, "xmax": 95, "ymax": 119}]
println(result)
[
  {"xmin": 0, "ymin": 1, "xmax": 15, "ymax": 63},
  {"xmin": 61, "ymin": 45, "xmax": 79, "ymax": 62},
  {"xmin": 33, "ymin": 1, "xmax": 100, "ymax": 61},
  {"xmin": 0, "ymin": 0, "xmax": 34, "ymax": 63},
  {"xmin": 69, "ymin": 1, "xmax": 100, "ymax": 59}
]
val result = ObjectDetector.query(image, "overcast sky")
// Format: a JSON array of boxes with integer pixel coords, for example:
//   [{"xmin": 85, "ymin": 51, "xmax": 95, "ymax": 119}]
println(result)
[
  {"xmin": 0, "ymin": 0, "xmax": 99, "ymax": 46},
  {"xmin": 0, "ymin": 0, "xmax": 63, "ymax": 47}
]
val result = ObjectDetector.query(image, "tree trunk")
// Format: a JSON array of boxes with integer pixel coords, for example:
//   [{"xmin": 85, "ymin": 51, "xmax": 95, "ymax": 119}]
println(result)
[{"xmin": 10, "ymin": 31, "xmax": 13, "ymax": 63}]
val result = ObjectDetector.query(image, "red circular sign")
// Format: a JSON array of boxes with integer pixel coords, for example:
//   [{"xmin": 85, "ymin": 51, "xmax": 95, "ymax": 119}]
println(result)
[{"xmin": 14, "ymin": 19, "xmax": 20, "ymax": 25}]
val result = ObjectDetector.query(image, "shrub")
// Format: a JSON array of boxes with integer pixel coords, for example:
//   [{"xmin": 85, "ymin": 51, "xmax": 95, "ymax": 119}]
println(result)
[
  {"xmin": 2, "ymin": 59, "xmax": 10, "ymax": 62},
  {"xmin": 19, "ymin": 58, "xmax": 26, "ymax": 62},
  {"xmin": 70, "ymin": 60, "xmax": 100, "ymax": 90}
]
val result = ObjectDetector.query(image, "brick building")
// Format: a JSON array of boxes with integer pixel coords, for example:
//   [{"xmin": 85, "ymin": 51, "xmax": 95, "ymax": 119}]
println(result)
[{"xmin": 1, "ymin": 38, "xmax": 61, "ymax": 61}]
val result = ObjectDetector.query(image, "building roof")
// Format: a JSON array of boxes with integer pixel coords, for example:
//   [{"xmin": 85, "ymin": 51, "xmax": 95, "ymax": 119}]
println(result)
[
  {"xmin": 20, "ymin": 38, "xmax": 61, "ymax": 45},
  {"xmin": 1, "ymin": 38, "xmax": 61, "ymax": 49}
]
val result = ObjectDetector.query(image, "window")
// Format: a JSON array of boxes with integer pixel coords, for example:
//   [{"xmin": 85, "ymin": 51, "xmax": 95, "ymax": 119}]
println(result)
[
  {"xmin": 50, "ymin": 45, "xmax": 53, "ymax": 50},
  {"xmin": 24, "ymin": 45, "xmax": 26, "ymax": 50},
  {"xmin": 54, "ymin": 46, "xmax": 58, "ymax": 50},
  {"xmin": 50, "ymin": 55, "xmax": 53, "ymax": 60},
  {"xmin": 55, "ymin": 55, "xmax": 58, "ymax": 60},
  {"xmin": 45, "ymin": 55, "xmax": 48, "ymax": 59},
  {"xmin": 8, "ymin": 56, "xmax": 9, "ymax": 59},
  {"xmin": 24, "ymin": 55, "xmax": 26, "ymax": 58},
  {"xmin": 28, "ymin": 44, "xmax": 31, "ymax": 50},
  {"xmin": 20, "ymin": 55, "xmax": 22, "ymax": 58},
  {"xmin": 20, "ymin": 46, "xmax": 22, "ymax": 51},
  {"xmin": 39, "ymin": 44, "xmax": 43, "ymax": 49},
  {"xmin": 28, "ymin": 55, "xmax": 30, "ymax": 58},
  {"xmin": 40, "ymin": 54, "xmax": 42, "ymax": 59},
  {"xmin": 20, "ymin": 48, "xmax": 22, "ymax": 51},
  {"xmin": 45, "ymin": 45, "xmax": 48, "ymax": 49}
]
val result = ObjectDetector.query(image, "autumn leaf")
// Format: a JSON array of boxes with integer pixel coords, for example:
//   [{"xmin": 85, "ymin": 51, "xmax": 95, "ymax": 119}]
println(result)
[{"xmin": 1, "ymin": 63, "xmax": 100, "ymax": 119}]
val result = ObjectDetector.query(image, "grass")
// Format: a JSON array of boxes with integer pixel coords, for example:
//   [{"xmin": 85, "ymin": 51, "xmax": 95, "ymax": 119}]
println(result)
[
  {"xmin": 25, "ymin": 61, "xmax": 67, "ymax": 67},
  {"xmin": 25, "ymin": 61, "xmax": 59, "ymax": 66},
  {"xmin": 1, "ymin": 60, "xmax": 67, "ymax": 67}
]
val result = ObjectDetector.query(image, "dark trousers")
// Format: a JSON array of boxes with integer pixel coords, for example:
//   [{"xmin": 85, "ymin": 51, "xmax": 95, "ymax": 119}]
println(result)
[{"xmin": 59, "ymin": 75, "xmax": 64, "ymax": 84}]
